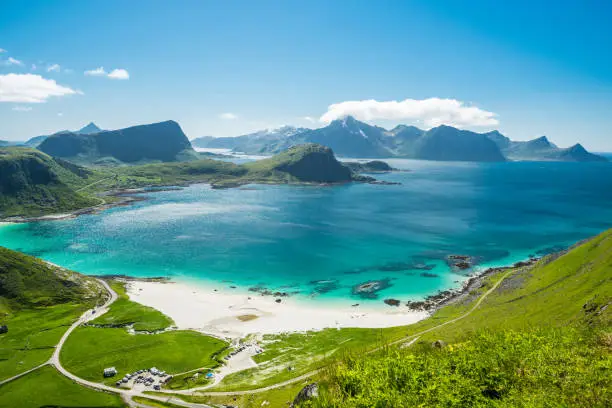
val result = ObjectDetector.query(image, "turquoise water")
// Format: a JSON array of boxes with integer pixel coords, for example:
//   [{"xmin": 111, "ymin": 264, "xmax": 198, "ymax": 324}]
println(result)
[{"xmin": 1, "ymin": 159, "xmax": 611, "ymax": 305}]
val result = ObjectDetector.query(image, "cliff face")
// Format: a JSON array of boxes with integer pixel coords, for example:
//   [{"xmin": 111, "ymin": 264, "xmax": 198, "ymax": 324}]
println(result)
[{"xmin": 39, "ymin": 120, "xmax": 195, "ymax": 164}]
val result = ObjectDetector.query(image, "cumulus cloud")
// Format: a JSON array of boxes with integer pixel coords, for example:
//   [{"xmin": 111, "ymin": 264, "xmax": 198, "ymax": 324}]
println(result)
[
  {"xmin": 47, "ymin": 63, "xmax": 61, "ymax": 72},
  {"xmin": 108, "ymin": 68, "xmax": 129, "ymax": 80},
  {"xmin": 220, "ymin": 112, "xmax": 238, "ymax": 120},
  {"xmin": 12, "ymin": 106, "xmax": 32, "ymax": 112},
  {"xmin": 320, "ymin": 98, "xmax": 499, "ymax": 128},
  {"xmin": 6, "ymin": 57, "xmax": 23, "ymax": 66},
  {"xmin": 84, "ymin": 67, "xmax": 107, "ymax": 76},
  {"xmin": 85, "ymin": 67, "xmax": 129, "ymax": 80},
  {"xmin": 0, "ymin": 73, "xmax": 80, "ymax": 103}
]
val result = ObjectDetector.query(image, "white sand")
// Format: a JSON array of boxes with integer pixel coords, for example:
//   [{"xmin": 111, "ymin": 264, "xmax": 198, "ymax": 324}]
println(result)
[{"xmin": 126, "ymin": 280, "xmax": 429, "ymax": 339}]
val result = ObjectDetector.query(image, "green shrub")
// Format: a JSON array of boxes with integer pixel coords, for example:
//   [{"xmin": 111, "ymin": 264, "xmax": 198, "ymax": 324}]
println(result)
[{"xmin": 305, "ymin": 327, "xmax": 611, "ymax": 407}]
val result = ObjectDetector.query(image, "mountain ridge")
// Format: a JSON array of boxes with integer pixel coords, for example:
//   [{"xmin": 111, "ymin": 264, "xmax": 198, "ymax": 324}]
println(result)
[
  {"xmin": 193, "ymin": 116, "xmax": 607, "ymax": 162},
  {"xmin": 38, "ymin": 120, "xmax": 197, "ymax": 165}
]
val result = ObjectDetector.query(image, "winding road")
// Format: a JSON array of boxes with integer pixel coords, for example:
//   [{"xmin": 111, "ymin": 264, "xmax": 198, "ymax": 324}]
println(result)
[{"xmin": 2, "ymin": 267, "xmax": 516, "ymax": 407}]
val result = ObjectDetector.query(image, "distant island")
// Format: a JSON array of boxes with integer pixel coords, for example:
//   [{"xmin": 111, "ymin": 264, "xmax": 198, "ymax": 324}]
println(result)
[{"xmin": 192, "ymin": 116, "xmax": 608, "ymax": 162}]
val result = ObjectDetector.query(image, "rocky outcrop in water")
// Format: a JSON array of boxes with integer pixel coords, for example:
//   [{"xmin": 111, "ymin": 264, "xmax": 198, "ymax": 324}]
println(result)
[{"xmin": 352, "ymin": 279, "xmax": 393, "ymax": 299}]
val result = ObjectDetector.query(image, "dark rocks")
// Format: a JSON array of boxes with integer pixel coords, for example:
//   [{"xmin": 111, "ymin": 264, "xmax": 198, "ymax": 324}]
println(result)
[
  {"xmin": 352, "ymin": 279, "xmax": 392, "ymax": 299},
  {"xmin": 420, "ymin": 272, "xmax": 439, "ymax": 278},
  {"xmin": 384, "ymin": 298, "xmax": 401, "ymax": 307},
  {"xmin": 309, "ymin": 279, "xmax": 340, "ymax": 295},
  {"xmin": 290, "ymin": 383, "xmax": 319, "ymax": 407},
  {"xmin": 275, "ymin": 298, "xmax": 282, "ymax": 303},
  {"xmin": 447, "ymin": 254, "xmax": 474, "ymax": 271},
  {"xmin": 248, "ymin": 286, "xmax": 290, "ymax": 297},
  {"xmin": 351, "ymin": 303, "xmax": 360, "ymax": 307},
  {"xmin": 432, "ymin": 339, "xmax": 446, "ymax": 349},
  {"xmin": 378, "ymin": 261, "xmax": 436, "ymax": 272},
  {"xmin": 0, "ymin": 325, "xmax": 7, "ymax": 334}
]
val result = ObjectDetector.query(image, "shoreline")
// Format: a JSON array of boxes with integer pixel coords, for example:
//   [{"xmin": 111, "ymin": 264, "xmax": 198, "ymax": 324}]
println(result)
[
  {"xmin": 0, "ymin": 174, "xmax": 396, "ymax": 223},
  {"xmin": 123, "ymin": 277, "xmax": 430, "ymax": 340},
  {"xmin": 119, "ymin": 254, "xmax": 544, "ymax": 340}
]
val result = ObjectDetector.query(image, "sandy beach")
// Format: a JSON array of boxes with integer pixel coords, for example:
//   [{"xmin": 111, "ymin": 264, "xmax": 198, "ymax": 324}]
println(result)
[{"xmin": 125, "ymin": 280, "xmax": 429, "ymax": 339}]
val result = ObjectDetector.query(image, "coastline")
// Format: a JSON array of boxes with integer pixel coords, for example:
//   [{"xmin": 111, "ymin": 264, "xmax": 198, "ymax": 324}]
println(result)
[
  {"xmin": 121, "ymin": 255, "xmax": 545, "ymax": 340},
  {"xmin": 124, "ymin": 278, "xmax": 430, "ymax": 340}
]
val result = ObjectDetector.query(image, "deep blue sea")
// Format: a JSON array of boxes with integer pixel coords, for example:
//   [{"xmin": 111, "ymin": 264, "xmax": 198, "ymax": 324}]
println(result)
[{"xmin": 1, "ymin": 158, "xmax": 611, "ymax": 306}]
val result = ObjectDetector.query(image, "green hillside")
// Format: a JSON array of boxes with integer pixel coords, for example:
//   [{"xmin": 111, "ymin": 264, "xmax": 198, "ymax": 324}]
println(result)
[
  {"xmin": 296, "ymin": 230, "xmax": 612, "ymax": 407},
  {"xmin": 0, "ymin": 246, "xmax": 106, "ymax": 381},
  {"xmin": 0, "ymin": 147, "xmax": 102, "ymax": 218},
  {"xmin": 1, "ymin": 144, "xmax": 373, "ymax": 219}
]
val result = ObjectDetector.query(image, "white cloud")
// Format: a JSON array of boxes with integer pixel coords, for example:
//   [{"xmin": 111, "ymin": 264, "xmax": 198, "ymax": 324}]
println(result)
[
  {"xmin": 320, "ymin": 97, "xmax": 499, "ymax": 128},
  {"xmin": 31, "ymin": 64, "xmax": 37, "ymax": 71},
  {"xmin": 220, "ymin": 112, "xmax": 238, "ymax": 120},
  {"xmin": 85, "ymin": 67, "xmax": 129, "ymax": 80},
  {"xmin": 108, "ymin": 68, "xmax": 129, "ymax": 80},
  {"xmin": 7, "ymin": 57, "xmax": 23, "ymax": 66},
  {"xmin": 12, "ymin": 106, "xmax": 32, "ymax": 112},
  {"xmin": 0, "ymin": 74, "xmax": 81, "ymax": 103},
  {"xmin": 84, "ymin": 67, "xmax": 107, "ymax": 76},
  {"xmin": 302, "ymin": 116, "xmax": 316, "ymax": 123},
  {"xmin": 47, "ymin": 63, "xmax": 61, "ymax": 72},
  {"xmin": 0, "ymin": 48, "xmax": 6, "ymax": 53},
  {"xmin": 57, "ymin": 112, "xmax": 63, "ymax": 117}
]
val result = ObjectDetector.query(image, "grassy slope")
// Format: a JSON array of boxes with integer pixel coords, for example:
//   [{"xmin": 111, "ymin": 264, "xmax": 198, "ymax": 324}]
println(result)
[
  {"xmin": 90, "ymin": 281, "xmax": 174, "ymax": 331},
  {"xmin": 61, "ymin": 279, "xmax": 228, "ymax": 385},
  {"xmin": 0, "ymin": 247, "xmax": 105, "ymax": 381},
  {"xmin": 0, "ymin": 365, "xmax": 125, "ymax": 408},
  {"xmin": 295, "ymin": 230, "xmax": 612, "ymax": 407},
  {"xmin": 0, "ymin": 147, "xmax": 105, "ymax": 217}
]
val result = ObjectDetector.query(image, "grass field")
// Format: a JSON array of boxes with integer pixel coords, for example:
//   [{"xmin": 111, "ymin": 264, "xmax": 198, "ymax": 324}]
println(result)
[
  {"xmin": 150, "ymin": 382, "xmax": 308, "ymax": 408},
  {"xmin": 0, "ymin": 365, "xmax": 125, "ymax": 408},
  {"xmin": 61, "ymin": 279, "xmax": 227, "ymax": 385},
  {"xmin": 61, "ymin": 327, "xmax": 227, "ymax": 384},
  {"xmin": 0, "ymin": 304, "xmax": 88, "ymax": 381},
  {"xmin": 90, "ymin": 280, "xmax": 174, "ymax": 331}
]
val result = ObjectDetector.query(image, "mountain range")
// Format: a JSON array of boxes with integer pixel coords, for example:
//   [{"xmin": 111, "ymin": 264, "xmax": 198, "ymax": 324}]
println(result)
[{"xmin": 192, "ymin": 116, "xmax": 607, "ymax": 162}]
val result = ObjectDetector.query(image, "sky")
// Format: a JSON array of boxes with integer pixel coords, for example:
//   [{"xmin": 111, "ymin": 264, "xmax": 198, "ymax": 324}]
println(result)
[{"xmin": 1, "ymin": 0, "xmax": 611, "ymax": 150}]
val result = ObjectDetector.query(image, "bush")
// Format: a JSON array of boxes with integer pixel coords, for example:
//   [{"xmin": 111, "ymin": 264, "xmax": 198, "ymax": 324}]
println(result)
[{"xmin": 303, "ymin": 327, "xmax": 611, "ymax": 407}]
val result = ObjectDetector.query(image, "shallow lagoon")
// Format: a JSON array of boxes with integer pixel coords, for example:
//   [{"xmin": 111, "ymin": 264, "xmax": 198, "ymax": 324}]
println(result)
[{"xmin": 1, "ymin": 159, "xmax": 611, "ymax": 305}]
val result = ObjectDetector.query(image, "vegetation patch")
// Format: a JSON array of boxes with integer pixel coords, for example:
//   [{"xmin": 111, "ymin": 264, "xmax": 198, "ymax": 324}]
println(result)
[
  {"xmin": 61, "ymin": 326, "xmax": 227, "ymax": 385},
  {"xmin": 0, "ymin": 365, "xmax": 125, "ymax": 408},
  {"xmin": 89, "ymin": 280, "xmax": 174, "ymax": 331},
  {"xmin": 302, "ymin": 327, "xmax": 610, "ymax": 407}
]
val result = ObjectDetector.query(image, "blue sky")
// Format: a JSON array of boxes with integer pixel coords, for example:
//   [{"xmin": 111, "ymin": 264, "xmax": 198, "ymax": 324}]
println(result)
[{"xmin": 1, "ymin": 0, "xmax": 611, "ymax": 150}]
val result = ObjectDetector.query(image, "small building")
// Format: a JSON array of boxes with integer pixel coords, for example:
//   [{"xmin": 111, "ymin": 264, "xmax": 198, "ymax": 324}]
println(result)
[
  {"xmin": 0, "ymin": 325, "xmax": 7, "ymax": 334},
  {"xmin": 103, "ymin": 367, "xmax": 118, "ymax": 378},
  {"xmin": 150, "ymin": 367, "xmax": 160, "ymax": 376}
]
